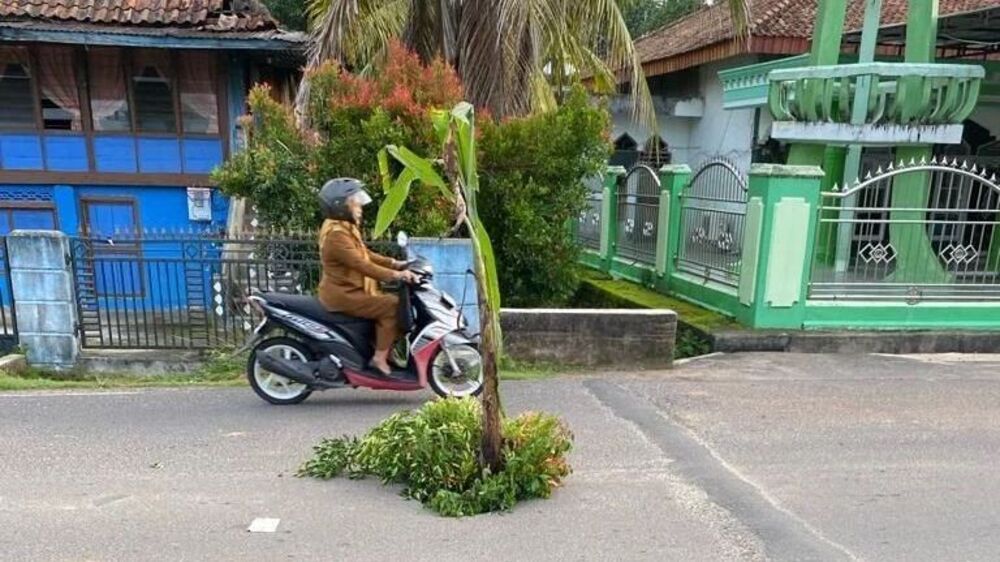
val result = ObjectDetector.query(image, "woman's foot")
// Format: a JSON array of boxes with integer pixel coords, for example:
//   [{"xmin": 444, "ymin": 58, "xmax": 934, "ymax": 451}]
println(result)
[{"xmin": 369, "ymin": 355, "xmax": 392, "ymax": 376}]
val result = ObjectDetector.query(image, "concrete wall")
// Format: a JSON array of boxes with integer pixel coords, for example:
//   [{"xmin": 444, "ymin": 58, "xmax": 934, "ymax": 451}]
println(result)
[
  {"xmin": 686, "ymin": 59, "xmax": 761, "ymax": 172},
  {"xmin": 7, "ymin": 231, "xmax": 79, "ymax": 368},
  {"xmin": 410, "ymin": 238, "xmax": 479, "ymax": 332},
  {"xmin": 501, "ymin": 309, "xmax": 676, "ymax": 367}
]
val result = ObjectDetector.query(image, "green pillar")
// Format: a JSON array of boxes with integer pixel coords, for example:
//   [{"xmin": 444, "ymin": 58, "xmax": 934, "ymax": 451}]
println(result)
[
  {"xmin": 842, "ymin": 0, "xmax": 884, "ymax": 184},
  {"xmin": 887, "ymin": 0, "xmax": 947, "ymax": 285},
  {"xmin": 600, "ymin": 166, "xmax": 626, "ymax": 272},
  {"xmin": 835, "ymin": 0, "xmax": 885, "ymax": 272},
  {"xmin": 786, "ymin": 0, "xmax": 849, "ymax": 166},
  {"xmin": 655, "ymin": 165, "xmax": 691, "ymax": 288},
  {"xmin": 815, "ymin": 146, "xmax": 847, "ymax": 266},
  {"xmin": 889, "ymin": 148, "xmax": 949, "ymax": 285},
  {"xmin": 809, "ymin": 0, "xmax": 849, "ymax": 66},
  {"xmin": 736, "ymin": 164, "xmax": 825, "ymax": 329}
]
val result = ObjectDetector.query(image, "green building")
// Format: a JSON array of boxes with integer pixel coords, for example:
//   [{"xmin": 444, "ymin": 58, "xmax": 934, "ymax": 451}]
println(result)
[{"xmin": 584, "ymin": 0, "xmax": 1000, "ymax": 330}]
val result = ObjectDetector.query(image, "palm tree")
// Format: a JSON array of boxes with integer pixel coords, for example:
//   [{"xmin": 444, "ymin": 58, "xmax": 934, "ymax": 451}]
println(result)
[
  {"xmin": 300, "ymin": 0, "xmax": 751, "ymax": 124},
  {"xmin": 302, "ymin": 0, "xmax": 656, "ymax": 124}
]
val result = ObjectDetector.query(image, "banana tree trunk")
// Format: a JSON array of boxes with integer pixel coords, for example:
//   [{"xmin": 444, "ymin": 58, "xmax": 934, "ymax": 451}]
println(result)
[{"xmin": 464, "ymin": 216, "xmax": 503, "ymax": 473}]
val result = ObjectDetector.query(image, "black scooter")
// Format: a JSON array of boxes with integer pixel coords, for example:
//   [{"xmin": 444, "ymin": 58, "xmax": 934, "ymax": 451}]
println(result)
[{"xmin": 245, "ymin": 232, "xmax": 483, "ymax": 405}]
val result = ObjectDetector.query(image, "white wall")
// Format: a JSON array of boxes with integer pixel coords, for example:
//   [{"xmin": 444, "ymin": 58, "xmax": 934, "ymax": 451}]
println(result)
[
  {"xmin": 609, "ymin": 57, "xmax": 764, "ymax": 172},
  {"xmin": 611, "ymin": 109, "xmax": 694, "ymax": 163},
  {"xmin": 686, "ymin": 60, "xmax": 759, "ymax": 172}
]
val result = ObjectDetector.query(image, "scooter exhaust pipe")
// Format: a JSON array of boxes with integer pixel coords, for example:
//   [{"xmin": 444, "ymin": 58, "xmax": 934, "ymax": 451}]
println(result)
[{"xmin": 257, "ymin": 351, "xmax": 322, "ymax": 386}]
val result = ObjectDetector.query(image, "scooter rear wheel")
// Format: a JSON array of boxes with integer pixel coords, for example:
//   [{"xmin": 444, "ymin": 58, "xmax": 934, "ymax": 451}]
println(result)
[{"xmin": 248, "ymin": 337, "xmax": 314, "ymax": 405}]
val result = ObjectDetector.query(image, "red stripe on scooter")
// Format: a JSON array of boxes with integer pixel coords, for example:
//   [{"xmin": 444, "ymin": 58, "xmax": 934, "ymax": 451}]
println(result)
[
  {"xmin": 343, "ymin": 369, "xmax": 423, "ymax": 391},
  {"xmin": 412, "ymin": 338, "xmax": 442, "ymax": 388}
]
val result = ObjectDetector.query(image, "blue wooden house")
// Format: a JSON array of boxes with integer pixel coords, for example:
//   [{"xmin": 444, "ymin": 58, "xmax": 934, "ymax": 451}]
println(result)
[{"xmin": 0, "ymin": 0, "xmax": 304, "ymax": 238}]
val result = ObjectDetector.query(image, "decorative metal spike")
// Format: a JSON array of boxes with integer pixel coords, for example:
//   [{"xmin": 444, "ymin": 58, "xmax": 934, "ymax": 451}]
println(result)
[
  {"xmin": 991, "ymin": 174, "xmax": 998, "ymax": 183},
  {"xmin": 898, "ymin": 159, "xmax": 906, "ymax": 169},
  {"xmin": 930, "ymin": 156, "xmax": 937, "ymax": 165},
  {"xmin": 853, "ymin": 177, "xmax": 861, "ymax": 187},
  {"xmin": 887, "ymin": 161, "xmax": 895, "ymax": 171},
  {"xmin": 961, "ymin": 160, "xmax": 969, "ymax": 170},
  {"xmin": 980, "ymin": 168, "xmax": 988, "ymax": 178},
  {"xmin": 831, "ymin": 182, "xmax": 840, "ymax": 192},
  {"xmin": 865, "ymin": 171, "xmax": 872, "ymax": 180},
  {"xmin": 971, "ymin": 164, "xmax": 979, "ymax": 174},
  {"xmin": 909, "ymin": 157, "xmax": 917, "ymax": 166},
  {"xmin": 875, "ymin": 166, "xmax": 883, "ymax": 175},
  {"xmin": 919, "ymin": 156, "xmax": 927, "ymax": 165},
  {"xmin": 951, "ymin": 157, "xmax": 959, "ymax": 167}
]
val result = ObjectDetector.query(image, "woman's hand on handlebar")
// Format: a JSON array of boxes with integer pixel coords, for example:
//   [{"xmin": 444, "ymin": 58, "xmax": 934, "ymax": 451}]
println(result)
[
  {"xmin": 396, "ymin": 269, "xmax": 421, "ymax": 285},
  {"xmin": 391, "ymin": 259, "xmax": 409, "ymax": 271}
]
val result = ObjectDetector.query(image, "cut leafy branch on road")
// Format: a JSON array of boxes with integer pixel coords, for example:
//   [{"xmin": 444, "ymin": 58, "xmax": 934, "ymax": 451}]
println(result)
[{"xmin": 298, "ymin": 398, "xmax": 573, "ymax": 516}]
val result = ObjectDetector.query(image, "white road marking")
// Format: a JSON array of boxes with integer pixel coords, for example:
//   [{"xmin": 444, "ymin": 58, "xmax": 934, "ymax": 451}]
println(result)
[
  {"xmin": 878, "ymin": 353, "xmax": 1000, "ymax": 364},
  {"xmin": 0, "ymin": 390, "xmax": 144, "ymax": 398},
  {"xmin": 247, "ymin": 518, "xmax": 281, "ymax": 533}
]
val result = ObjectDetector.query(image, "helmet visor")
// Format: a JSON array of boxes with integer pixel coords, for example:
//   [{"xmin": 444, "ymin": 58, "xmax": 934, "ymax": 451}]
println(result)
[{"xmin": 351, "ymin": 189, "xmax": 373, "ymax": 207}]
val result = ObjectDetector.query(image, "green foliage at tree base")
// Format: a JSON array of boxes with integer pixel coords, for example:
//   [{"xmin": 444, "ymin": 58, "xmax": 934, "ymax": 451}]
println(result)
[{"xmin": 298, "ymin": 398, "xmax": 573, "ymax": 517}]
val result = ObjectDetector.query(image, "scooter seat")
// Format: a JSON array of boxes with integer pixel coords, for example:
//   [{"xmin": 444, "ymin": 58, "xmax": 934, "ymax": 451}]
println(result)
[{"xmin": 261, "ymin": 292, "xmax": 371, "ymax": 327}]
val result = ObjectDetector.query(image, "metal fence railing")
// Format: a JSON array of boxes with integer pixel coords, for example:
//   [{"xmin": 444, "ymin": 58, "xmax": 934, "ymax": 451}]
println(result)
[
  {"xmin": 675, "ymin": 159, "xmax": 748, "ymax": 287},
  {"xmin": 70, "ymin": 231, "xmax": 407, "ymax": 350},
  {"xmin": 70, "ymin": 232, "xmax": 327, "ymax": 349},
  {"xmin": 810, "ymin": 159, "xmax": 1000, "ymax": 302},
  {"xmin": 576, "ymin": 175, "xmax": 604, "ymax": 252},
  {"xmin": 615, "ymin": 165, "xmax": 660, "ymax": 264}
]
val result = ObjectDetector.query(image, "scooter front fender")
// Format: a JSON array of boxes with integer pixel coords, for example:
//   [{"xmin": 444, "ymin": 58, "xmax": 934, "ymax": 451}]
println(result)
[{"xmin": 443, "ymin": 330, "xmax": 478, "ymax": 348}]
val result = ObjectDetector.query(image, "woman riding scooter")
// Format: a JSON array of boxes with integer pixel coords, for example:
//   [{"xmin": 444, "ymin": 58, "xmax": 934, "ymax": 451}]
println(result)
[{"xmin": 316, "ymin": 178, "xmax": 420, "ymax": 375}]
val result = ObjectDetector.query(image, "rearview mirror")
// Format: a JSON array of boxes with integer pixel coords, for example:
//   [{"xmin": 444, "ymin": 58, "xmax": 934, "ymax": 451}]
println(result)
[{"xmin": 396, "ymin": 231, "xmax": 409, "ymax": 248}]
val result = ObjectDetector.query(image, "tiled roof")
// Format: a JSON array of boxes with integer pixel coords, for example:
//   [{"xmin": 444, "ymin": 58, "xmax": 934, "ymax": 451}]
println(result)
[
  {"xmin": 0, "ymin": 0, "xmax": 278, "ymax": 31},
  {"xmin": 635, "ymin": 0, "xmax": 1000, "ymax": 68}
]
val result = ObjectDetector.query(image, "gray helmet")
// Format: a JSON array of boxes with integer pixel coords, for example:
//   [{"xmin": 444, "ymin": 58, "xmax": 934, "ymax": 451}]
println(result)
[{"xmin": 318, "ymin": 178, "xmax": 372, "ymax": 221}]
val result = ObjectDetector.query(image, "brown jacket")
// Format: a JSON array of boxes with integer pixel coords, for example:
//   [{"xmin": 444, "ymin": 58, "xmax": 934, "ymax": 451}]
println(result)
[{"xmin": 317, "ymin": 219, "xmax": 397, "ymax": 311}]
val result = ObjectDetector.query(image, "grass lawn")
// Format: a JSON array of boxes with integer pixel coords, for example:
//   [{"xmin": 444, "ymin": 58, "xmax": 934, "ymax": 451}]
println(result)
[{"xmin": 575, "ymin": 270, "xmax": 742, "ymax": 333}]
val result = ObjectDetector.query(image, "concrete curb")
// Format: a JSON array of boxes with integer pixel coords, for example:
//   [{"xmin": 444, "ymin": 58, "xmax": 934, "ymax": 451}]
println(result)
[
  {"xmin": 0, "ymin": 353, "xmax": 28, "ymax": 374},
  {"xmin": 712, "ymin": 330, "xmax": 1000, "ymax": 354},
  {"xmin": 80, "ymin": 350, "xmax": 206, "ymax": 375}
]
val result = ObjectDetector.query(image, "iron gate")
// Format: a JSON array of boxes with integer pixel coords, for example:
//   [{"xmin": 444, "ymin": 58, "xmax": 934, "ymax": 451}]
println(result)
[
  {"xmin": 810, "ymin": 158, "xmax": 1000, "ymax": 302},
  {"xmin": 70, "ymin": 233, "xmax": 322, "ymax": 349},
  {"xmin": 675, "ymin": 159, "xmax": 748, "ymax": 287},
  {"xmin": 615, "ymin": 165, "xmax": 661, "ymax": 264},
  {"xmin": 576, "ymin": 174, "xmax": 604, "ymax": 252}
]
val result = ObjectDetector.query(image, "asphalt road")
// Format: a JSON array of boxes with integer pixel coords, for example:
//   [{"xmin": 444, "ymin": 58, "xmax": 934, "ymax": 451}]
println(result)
[{"xmin": 2, "ymin": 352, "xmax": 1000, "ymax": 561}]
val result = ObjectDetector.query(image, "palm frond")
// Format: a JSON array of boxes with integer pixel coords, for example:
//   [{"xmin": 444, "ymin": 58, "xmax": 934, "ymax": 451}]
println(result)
[
  {"xmin": 308, "ymin": 0, "xmax": 409, "ymax": 68},
  {"xmin": 728, "ymin": 0, "xmax": 752, "ymax": 45}
]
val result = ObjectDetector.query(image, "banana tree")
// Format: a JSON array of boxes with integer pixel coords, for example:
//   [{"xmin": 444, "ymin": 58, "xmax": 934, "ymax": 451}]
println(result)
[{"xmin": 373, "ymin": 102, "xmax": 505, "ymax": 471}]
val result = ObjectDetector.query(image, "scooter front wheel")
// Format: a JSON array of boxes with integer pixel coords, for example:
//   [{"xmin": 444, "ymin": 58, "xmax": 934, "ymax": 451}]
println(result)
[
  {"xmin": 429, "ymin": 344, "xmax": 484, "ymax": 398},
  {"xmin": 248, "ymin": 337, "xmax": 313, "ymax": 405}
]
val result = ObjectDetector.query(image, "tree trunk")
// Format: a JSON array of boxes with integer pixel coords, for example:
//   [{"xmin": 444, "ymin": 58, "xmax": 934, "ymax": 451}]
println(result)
[
  {"xmin": 478, "ymin": 300, "xmax": 503, "ymax": 473},
  {"xmin": 464, "ymin": 216, "xmax": 503, "ymax": 473}
]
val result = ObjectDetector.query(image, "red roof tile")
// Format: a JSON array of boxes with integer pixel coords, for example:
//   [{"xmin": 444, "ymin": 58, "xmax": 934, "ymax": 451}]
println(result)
[
  {"xmin": 635, "ymin": 0, "xmax": 1000, "ymax": 70},
  {"xmin": 0, "ymin": 0, "xmax": 278, "ymax": 31}
]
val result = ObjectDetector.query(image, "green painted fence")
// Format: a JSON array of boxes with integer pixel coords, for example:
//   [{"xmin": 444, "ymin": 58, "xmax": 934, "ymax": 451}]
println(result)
[{"xmin": 577, "ymin": 162, "xmax": 1000, "ymax": 331}]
